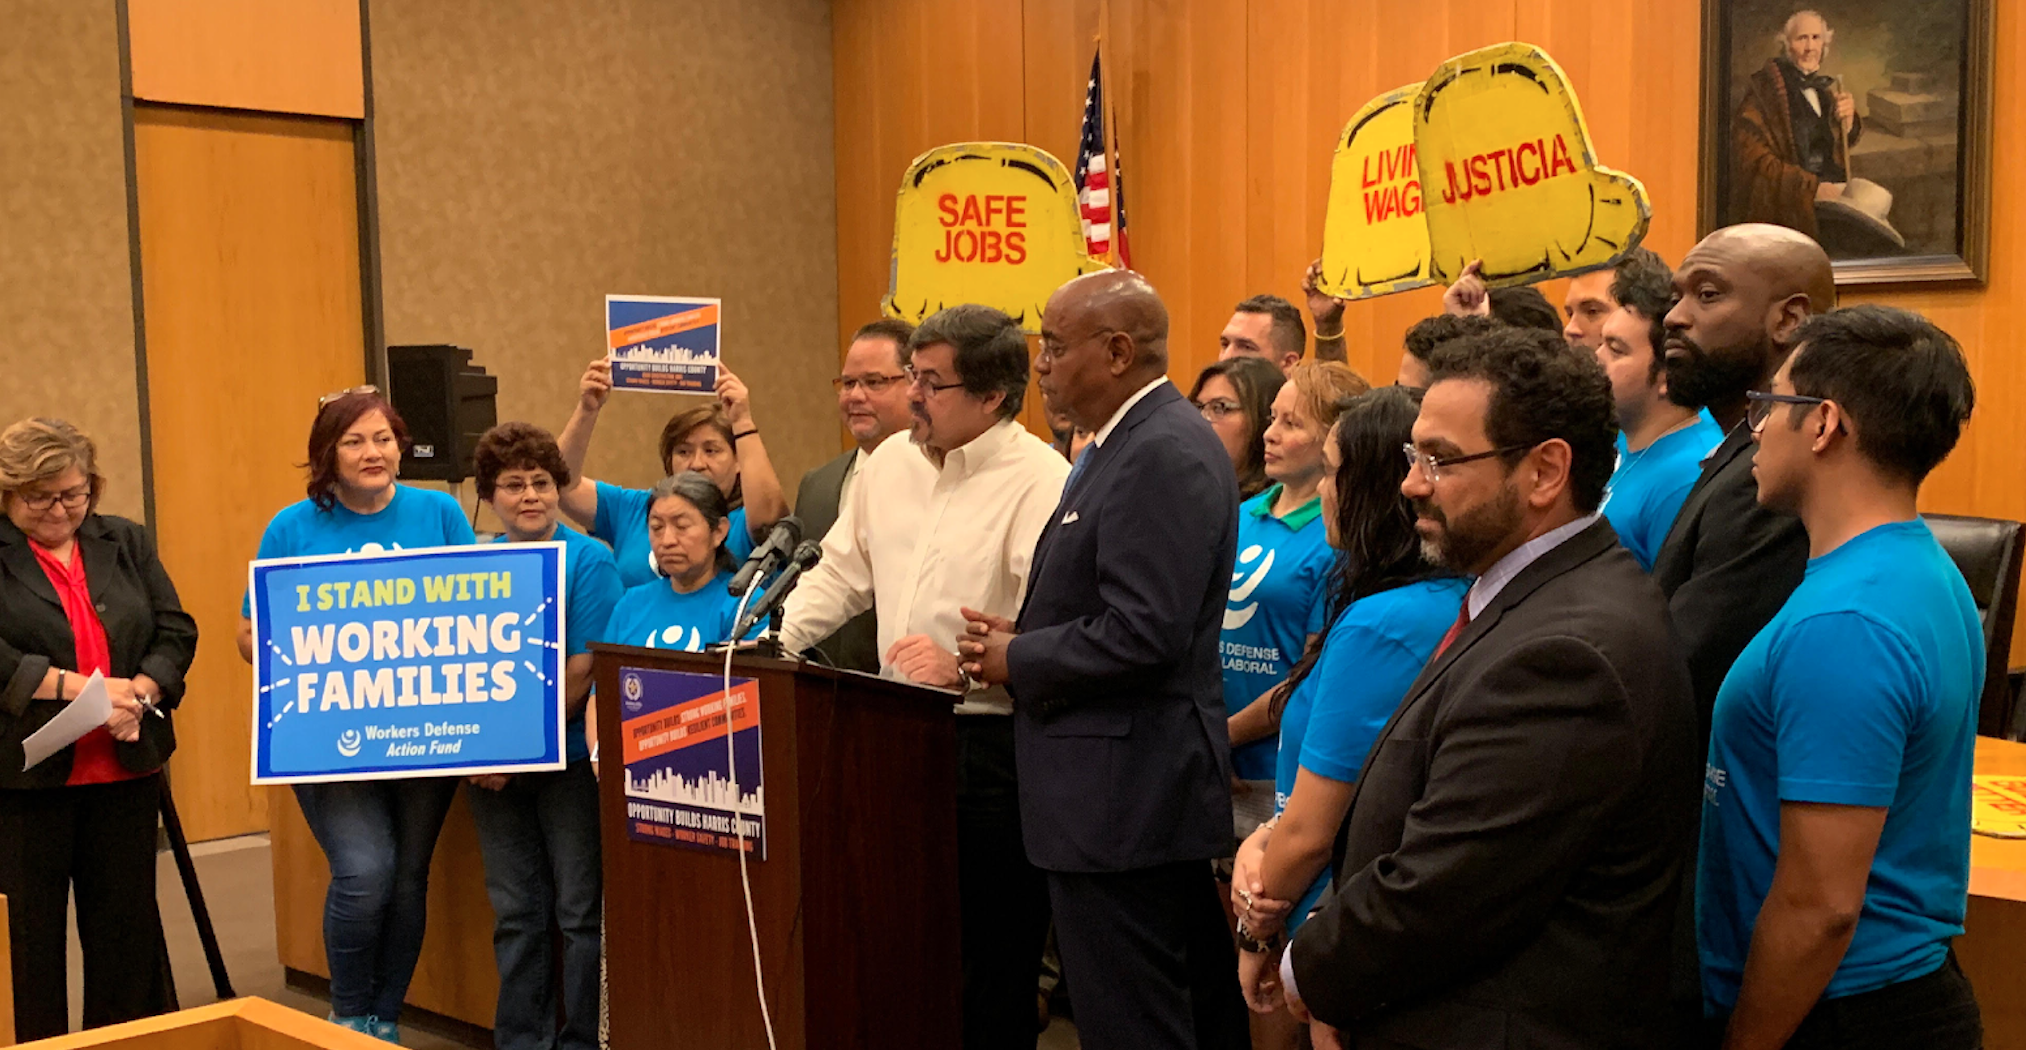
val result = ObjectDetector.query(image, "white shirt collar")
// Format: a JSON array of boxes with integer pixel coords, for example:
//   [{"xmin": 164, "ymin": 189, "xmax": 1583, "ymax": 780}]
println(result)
[
  {"xmin": 925, "ymin": 417, "xmax": 1024, "ymax": 477},
  {"xmin": 1465, "ymin": 512, "xmax": 1602, "ymax": 620},
  {"xmin": 1091, "ymin": 376, "xmax": 1169, "ymax": 448}
]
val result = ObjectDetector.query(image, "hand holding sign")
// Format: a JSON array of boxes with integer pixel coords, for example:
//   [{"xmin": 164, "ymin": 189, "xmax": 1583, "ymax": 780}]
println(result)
[{"xmin": 1414, "ymin": 42, "xmax": 1651, "ymax": 287}]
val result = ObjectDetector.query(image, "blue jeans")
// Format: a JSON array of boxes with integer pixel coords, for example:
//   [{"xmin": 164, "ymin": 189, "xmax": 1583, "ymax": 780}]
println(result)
[
  {"xmin": 292, "ymin": 778, "xmax": 458, "ymax": 1021},
  {"xmin": 466, "ymin": 761, "xmax": 603, "ymax": 1050}
]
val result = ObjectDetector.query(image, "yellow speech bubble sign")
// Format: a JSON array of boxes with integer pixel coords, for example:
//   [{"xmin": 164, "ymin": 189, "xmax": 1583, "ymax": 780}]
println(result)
[
  {"xmin": 1316, "ymin": 84, "xmax": 1437, "ymax": 301},
  {"xmin": 1412, "ymin": 43, "xmax": 1650, "ymax": 287},
  {"xmin": 882, "ymin": 142, "xmax": 1108, "ymax": 333}
]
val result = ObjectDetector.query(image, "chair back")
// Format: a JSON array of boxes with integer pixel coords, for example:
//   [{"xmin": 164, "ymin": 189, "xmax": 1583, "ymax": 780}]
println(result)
[{"xmin": 1925, "ymin": 512, "xmax": 2025, "ymax": 737}]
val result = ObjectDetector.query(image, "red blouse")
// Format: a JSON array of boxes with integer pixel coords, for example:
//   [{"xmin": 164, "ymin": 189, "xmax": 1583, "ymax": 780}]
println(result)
[{"xmin": 30, "ymin": 541, "xmax": 145, "ymax": 785}]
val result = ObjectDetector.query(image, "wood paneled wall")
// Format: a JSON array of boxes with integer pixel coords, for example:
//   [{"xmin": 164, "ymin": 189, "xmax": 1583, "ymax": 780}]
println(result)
[
  {"xmin": 0, "ymin": 1, "xmax": 145, "ymax": 519},
  {"xmin": 835, "ymin": 0, "xmax": 2026, "ymax": 655},
  {"xmin": 370, "ymin": 0, "xmax": 843, "ymax": 500}
]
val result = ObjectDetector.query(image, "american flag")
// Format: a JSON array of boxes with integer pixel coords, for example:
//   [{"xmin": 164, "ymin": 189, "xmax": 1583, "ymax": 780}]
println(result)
[{"xmin": 1074, "ymin": 51, "xmax": 1131, "ymax": 267}]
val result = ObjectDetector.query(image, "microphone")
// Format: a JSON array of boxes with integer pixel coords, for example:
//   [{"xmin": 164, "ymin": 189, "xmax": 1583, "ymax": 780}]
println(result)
[
  {"xmin": 730, "ymin": 540, "xmax": 823, "ymax": 641},
  {"xmin": 728, "ymin": 516, "xmax": 803, "ymax": 597}
]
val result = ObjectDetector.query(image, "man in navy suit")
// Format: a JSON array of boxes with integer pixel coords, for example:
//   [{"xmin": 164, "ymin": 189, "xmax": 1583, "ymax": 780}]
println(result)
[{"xmin": 962, "ymin": 271, "xmax": 1248, "ymax": 1049}]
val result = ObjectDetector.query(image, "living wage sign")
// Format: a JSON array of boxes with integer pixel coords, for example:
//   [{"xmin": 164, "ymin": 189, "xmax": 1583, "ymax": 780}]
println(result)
[
  {"xmin": 1315, "ymin": 43, "xmax": 1651, "ymax": 300},
  {"xmin": 248, "ymin": 544, "xmax": 566, "ymax": 784}
]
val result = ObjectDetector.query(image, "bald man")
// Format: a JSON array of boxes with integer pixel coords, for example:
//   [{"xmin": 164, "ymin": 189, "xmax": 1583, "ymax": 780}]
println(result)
[
  {"xmin": 961, "ymin": 271, "xmax": 1247, "ymax": 1050},
  {"xmin": 1649, "ymin": 224, "xmax": 1831, "ymax": 1040}
]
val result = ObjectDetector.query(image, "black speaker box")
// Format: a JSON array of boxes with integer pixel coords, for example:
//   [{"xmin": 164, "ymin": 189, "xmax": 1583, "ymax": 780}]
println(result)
[{"xmin": 387, "ymin": 344, "xmax": 498, "ymax": 482}]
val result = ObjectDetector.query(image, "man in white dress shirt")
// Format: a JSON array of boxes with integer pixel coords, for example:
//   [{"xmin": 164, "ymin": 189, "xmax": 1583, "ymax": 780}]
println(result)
[{"xmin": 780, "ymin": 303, "xmax": 1068, "ymax": 1050}]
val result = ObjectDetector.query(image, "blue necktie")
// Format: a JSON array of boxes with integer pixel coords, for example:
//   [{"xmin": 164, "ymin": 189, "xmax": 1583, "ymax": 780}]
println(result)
[{"xmin": 1064, "ymin": 445, "xmax": 1093, "ymax": 491}]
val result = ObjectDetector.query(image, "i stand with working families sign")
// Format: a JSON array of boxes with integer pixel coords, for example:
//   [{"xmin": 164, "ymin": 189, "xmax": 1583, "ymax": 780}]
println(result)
[{"xmin": 246, "ymin": 543, "xmax": 568, "ymax": 784}]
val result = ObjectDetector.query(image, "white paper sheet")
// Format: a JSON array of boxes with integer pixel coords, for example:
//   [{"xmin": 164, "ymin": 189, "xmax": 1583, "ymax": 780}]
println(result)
[{"xmin": 23, "ymin": 671, "xmax": 112, "ymax": 771}]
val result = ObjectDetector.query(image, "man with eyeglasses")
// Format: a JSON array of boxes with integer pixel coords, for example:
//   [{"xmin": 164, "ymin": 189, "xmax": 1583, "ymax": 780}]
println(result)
[
  {"xmin": 792, "ymin": 319, "xmax": 918, "ymax": 672},
  {"xmin": 1278, "ymin": 325, "xmax": 1697, "ymax": 1050},
  {"xmin": 1699, "ymin": 306, "xmax": 1981, "ymax": 1049},
  {"xmin": 779, "ymin": 305, "xmax": 1067, "ymax": 1050}
]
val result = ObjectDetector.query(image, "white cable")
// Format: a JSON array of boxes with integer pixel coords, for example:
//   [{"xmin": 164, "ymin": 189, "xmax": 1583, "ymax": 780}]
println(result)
[{"xmin": 724, "ymin": 585, "xmax": 778, "ymax": 1050}]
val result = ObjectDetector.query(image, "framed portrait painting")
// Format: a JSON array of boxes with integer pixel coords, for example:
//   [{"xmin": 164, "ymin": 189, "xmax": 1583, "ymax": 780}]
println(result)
[{"xmin": 1698, "ymin": 0, "xmax": 1993, "ymax": 285}]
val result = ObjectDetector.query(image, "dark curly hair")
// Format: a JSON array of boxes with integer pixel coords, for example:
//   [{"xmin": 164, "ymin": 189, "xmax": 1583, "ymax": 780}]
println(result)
[
  {"xmin": 1788, "ymin": 305, "xmax": 1975, "ymax": 484},
  {"xmin": 1270, "ymin": 386, "xmax": 1454, "ymax": 722},
  {"xmin": 1608, "ymin": 248, "xmax": 1675, "ymax": 382},
  {"xmin": 305, "ymin": 391, "xmax": 412, "ymax": 511},
  {"xmin": 1188, "ymin": 355, "xmax": 1285, "ymax": 499},
  {"xmin": 472, "ymin": 422, "xmax": 573, "ymax": 501},
  {"xmin": 1403, "ymin": 314, "xmax": 1504, "ymax": 369},
  {"xmin": 656, "ymin": 405, "xmax": 743, "ymax": 510},
  {"xmin": 1425, "ymin": 326, "xmax": 1619, "ymax": 513},
  {"xmin": 908, "ymin": 304, "xmax": 1031, "ymax": 420}
]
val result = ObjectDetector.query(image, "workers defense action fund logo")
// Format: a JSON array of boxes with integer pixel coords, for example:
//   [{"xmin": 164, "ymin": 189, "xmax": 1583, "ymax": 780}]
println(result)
[{"xmin": 248, "ymin": 543, "xmax": 568, "ymax": 785}]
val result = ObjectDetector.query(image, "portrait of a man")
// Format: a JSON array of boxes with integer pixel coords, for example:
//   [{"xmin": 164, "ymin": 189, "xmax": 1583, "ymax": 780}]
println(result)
[{"xmin": 1704, "ymin": 0, "xmax": 1989, "ymax": 279}]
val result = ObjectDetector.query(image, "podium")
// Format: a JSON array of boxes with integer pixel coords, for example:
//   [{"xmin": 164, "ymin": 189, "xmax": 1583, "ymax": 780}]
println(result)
[{"xmin": 590, "ymin": 646, "xmax": 961, "ymax": 1049}]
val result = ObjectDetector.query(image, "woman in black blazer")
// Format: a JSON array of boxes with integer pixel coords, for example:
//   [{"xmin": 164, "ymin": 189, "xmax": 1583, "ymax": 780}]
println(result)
[{"xmin": 0, "ymin": 418, "xmax": 196, "ymax": 1040}]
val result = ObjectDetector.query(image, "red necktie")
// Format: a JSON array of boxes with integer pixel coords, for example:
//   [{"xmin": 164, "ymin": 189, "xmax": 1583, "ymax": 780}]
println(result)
[{"xmin": 1433, "ymin": 603, "xmax": 1472, "ymax": 658}]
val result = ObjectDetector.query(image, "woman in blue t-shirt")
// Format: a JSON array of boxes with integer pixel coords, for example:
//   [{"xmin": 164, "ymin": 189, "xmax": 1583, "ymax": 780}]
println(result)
[
  {"xmin": 1219, "ymin": 361, "xmax": 1369, "ymax": 846},
  {"xmin": 554, "ymin": 359, "xmax": 787, "ymax": 588},
  {"xmin": 235, "ymin": 389, "xmax": 477, "ymax": 1042},
  {"xmin": 464, "ymin": 422, "xmax": 621, "ymax": 1050},
  {"xmin": 603, "ymin": 472, "xmax": 749, "ymax": 651},
  {"xmin": 1229, "ymin": 387, "xmax": 1468, "ymax": 1030}
]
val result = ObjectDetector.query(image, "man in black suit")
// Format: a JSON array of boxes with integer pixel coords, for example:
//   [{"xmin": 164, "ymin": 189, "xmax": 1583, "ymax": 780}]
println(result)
[
  {"xmin": 792, "ymin": 318, "xmax": 916, "ymax": 672},
  {"xmin": 1280, "ymin": 327, "xmax": 1699, "ymax": 1048},
  {"xmin": 961, "ymin": 271, "xmax": 1248, "ymax": 1049},
  {"xmin": 1651, "ymin": 224, "xmax": 1833, "ymax": 734}
]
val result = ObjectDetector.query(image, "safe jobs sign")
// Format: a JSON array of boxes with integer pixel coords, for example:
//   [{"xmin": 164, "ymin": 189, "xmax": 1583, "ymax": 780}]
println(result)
[{"xmin": 247, "ymin": 544, "xmax": 567, "ymax": 784}]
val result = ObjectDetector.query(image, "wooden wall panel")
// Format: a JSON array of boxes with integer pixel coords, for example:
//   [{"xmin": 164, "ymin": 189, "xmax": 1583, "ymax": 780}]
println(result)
[
  {"xmin": 126, "ymin": 0, "xmax": 364, "ymax": 118},
  {"xmin": 0, "ymin": 1, "xmax": 144, "ymax": 519},
  {"xmin": 835, "ymin": 0, "xmax": 2026, "ymax": 659},
  {"xmin": 370, "ymin": 0, "xmax": 841, "ymax": 501},
  {"xmin": 134, "ymin": 105, "xmax": 367, "ymax": 842}
]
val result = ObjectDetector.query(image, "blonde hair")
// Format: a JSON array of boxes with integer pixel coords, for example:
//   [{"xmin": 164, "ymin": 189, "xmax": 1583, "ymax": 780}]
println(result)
[
  {"xmin": 0, "ymin": 418, "xmax": 103, "ymax": 512},
  {"xmin": 1283, "ymin": 361, "xmax": 1372, "ymax": 432}
]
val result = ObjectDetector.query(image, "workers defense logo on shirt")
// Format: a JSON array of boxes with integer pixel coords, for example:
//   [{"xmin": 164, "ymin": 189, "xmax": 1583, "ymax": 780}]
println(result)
[{"xmin": 247, "ymin": 543, "xmax": 567, "ymax": 784}]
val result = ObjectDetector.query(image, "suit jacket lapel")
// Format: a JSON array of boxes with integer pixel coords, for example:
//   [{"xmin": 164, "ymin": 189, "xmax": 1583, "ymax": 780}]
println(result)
[
  {"xmin": 0, "ymin": 521, "xmax": 60, "ymax": 610},
  {"xmin": 1022, "ymin": 383, "xmax": 1178, "ymax": 619},
  {"xmin": 1337, "ymin": 521, "xmax": 1621, "ymax": 816},
  {"xmin": 76, "ymin": 519, "xmax": 122, "ymax": 611}
]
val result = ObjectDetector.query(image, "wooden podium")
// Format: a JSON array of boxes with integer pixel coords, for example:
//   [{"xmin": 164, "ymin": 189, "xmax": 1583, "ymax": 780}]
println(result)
[{"xmin": 590, "ymin": 646, "xmax": 961, "ymax": 1049}]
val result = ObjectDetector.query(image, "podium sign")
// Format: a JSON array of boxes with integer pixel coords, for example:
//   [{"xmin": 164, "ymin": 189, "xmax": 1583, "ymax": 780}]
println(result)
[{"xmin": 618, "ymin": 667, "xmax": 767, "ymax": 858}]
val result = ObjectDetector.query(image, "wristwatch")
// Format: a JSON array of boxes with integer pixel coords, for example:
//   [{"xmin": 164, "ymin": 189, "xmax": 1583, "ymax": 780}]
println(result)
[{"xmin": 1234, "ymin": 921, "xmax": 1284, "ymax": 954}]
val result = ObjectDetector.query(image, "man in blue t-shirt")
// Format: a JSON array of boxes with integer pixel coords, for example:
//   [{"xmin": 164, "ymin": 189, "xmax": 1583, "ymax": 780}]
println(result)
[
  {"xmin": 1700, "ymin": 305, "xmax": 1982, "ymax": 1047},
  {"xmin": 1592, "ymin": 250, "xmax": 1722, "ymax": 570}
]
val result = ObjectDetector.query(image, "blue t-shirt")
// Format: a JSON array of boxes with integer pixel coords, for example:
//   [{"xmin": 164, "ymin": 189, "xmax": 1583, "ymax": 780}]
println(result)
[
  {"xmin": 243, "ymin": 485, "xmax": 476, "ymax": 616},
  {"xmin": 1221, "ymin": 486, "xmax": 1333, "ymax": 780},
  {"xmin": 494, "ymin": 524, "xmax": 622, "ymax": 762},
  {"xmin": 1698, "ymin": 520, "xmax": 1981, "ymax": 1012},
  {"xmin": 604, "ymin": 570, "xmax": 748, "ymax": 653},
  {"xmin": 1601, "ymin": 410, "xmax": 1723, "ymax": 570},
  {"xmin": 592, "ymin": 480, "xmax": 754, "ymax": 589},
  {"xmin": 1272, "ymin": 576, "xmax": 1468, "ymax": 933}
]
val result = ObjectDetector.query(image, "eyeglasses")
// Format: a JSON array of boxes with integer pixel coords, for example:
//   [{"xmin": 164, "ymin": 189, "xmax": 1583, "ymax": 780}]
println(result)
[
  {"xmin": 496, "ymin": 478, "xmax": 557, "ymax": 498},
  {"xmin": 903, "ymin": 365, "xmax": 966, "ymax": 395},
  {"xmin": 16, "ymin": 486, "xmax": 91, "ymax": 512},
  {"xmin": 319, "ymin": 385, "xmax": 380, "ymax": 407},
  {"xmin": 1746, "ymin": 391, "xmax": 1831, "ymax": 433},
  {"xmin": 1401, "ymin": 442, "xmax": 1535, "ymax": 484},
  {"xmin": 1037, "ymin": 327, "xmax": 1116, "ymax": 364},
  {"xmin": 1193, "ymin": 398, "xmax": 1243, "ymax": 422},
  {"xmin": 831, "ymin": 373, "xmax": 908, "ymax": 394}
]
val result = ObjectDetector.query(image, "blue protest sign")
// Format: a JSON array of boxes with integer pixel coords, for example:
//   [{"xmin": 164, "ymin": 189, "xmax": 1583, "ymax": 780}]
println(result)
[
  {"xmin": 618, "ymin": 667, "xmax": 765, "ymax": 858},
  {"xmin": 606, "ymin": 294, "xmax": 722, "ymax": 394},
  {"xmin": 248, "ymin": 543, "xmax": 567, "ymax": 784}
]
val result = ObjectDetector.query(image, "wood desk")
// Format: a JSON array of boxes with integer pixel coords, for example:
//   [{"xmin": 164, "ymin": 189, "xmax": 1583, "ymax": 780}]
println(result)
[{"xmin": 1957, "ymin": 737, "xmax": 2026, "ymax": 1048}]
